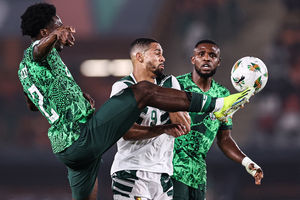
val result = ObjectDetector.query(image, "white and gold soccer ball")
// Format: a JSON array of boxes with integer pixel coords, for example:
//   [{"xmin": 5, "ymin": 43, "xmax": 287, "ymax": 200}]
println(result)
[{"xmin": 231, "ymin": 56, "xmax": 268, "ymax": 94}]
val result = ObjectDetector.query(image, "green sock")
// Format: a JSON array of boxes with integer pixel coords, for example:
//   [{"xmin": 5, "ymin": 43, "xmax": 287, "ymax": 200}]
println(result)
[{"xmin": 188, "ymin": 92, "xmax": 216, "ymax": 113}]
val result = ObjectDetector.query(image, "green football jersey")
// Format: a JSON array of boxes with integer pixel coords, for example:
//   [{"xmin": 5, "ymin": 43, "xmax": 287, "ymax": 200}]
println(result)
[
  {"xmin": 172, "ymin": 73, "xmax": 232, "ymax": 189},
  {"xmin": 18, "ymin": 41, "xmax": 95, "ymax": 153}
]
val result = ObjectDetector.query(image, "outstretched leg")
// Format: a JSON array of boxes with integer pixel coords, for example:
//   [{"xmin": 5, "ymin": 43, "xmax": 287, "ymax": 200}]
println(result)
[
  {"xmin": 131, "ymin": 81, "xmax": 255, "ymax": 120},
  {"xmin": 131, "ymin": 81, "xmax": 214, "ymax": 112}
]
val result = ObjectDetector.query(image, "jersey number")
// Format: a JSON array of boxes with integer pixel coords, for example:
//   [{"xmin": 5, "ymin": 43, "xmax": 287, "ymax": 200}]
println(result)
[
  {"xmin": 28, "ymin": 84, "xmax": 59, "ymax": 123},
  {"xmin": 150, "ymin": 110, "xmax": 157, "ymax": 126}
]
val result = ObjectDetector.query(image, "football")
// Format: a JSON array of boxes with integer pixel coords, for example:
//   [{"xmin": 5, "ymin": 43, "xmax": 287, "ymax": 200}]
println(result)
[{"xmin": 231, "ymin": 56, "xmax": 268, "ymax": 93}]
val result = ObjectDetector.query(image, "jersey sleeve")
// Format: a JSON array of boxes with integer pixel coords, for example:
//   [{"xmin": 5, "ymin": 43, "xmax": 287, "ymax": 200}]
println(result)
[
  {"xmin": 110, "ymin": 81, "xmax": 130, "ymax": 97},
  {"xmin": 219, "ymin": 118, "xmax": 233, "ymax": 130}
]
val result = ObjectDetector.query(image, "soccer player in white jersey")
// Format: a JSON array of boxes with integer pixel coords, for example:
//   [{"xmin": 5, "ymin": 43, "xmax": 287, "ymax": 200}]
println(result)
[{"xmin": 110, "ymin": 38, "xmax": 191, "ymax": 200}]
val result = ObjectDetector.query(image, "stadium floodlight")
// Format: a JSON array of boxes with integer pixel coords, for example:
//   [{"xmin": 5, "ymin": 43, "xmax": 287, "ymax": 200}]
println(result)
[{"xmin": 109, "ymin": 59, "xmax": 132, "ymax": 77}]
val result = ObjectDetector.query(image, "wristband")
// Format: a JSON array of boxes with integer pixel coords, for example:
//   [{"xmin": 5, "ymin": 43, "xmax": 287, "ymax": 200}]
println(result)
[{"xmin": 242, "ymin": 157, "xmax": 260, "ymax": 177}]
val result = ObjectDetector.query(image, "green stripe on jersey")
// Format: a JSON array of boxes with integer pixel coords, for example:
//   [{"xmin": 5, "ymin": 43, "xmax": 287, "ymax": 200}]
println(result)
[
  {"xmin": 113, "ymin": 181, "xmax": 133, "ymax": 192},
  {"xmin": 112, "ymin": 170, "xmax": 138, "ymax": 197},
  {"xmin": 113, "ymin": 170, "xmax": 138, "ymax": 182},
  {"xmin": 160, "ymin": 112, "xmax": 169, "ymax": 123},
  {"xmin": 160, "ymin": 173, "xmax": 173, "ymax": 195}
]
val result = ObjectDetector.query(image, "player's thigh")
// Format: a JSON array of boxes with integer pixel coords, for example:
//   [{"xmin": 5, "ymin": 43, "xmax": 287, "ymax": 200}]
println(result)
[
  {"xmin": 55, "ymin": 89, "xmax": 141, "ymax": 170},
  {"xmin": 87, "ymin": 88, "xmax": 141, "ymax": 155}
]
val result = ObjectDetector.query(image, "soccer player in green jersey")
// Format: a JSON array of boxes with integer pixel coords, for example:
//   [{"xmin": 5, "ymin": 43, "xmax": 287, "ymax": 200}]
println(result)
[
  {"xmin": 172, "ymin": 40, "xmax": 264, "ymax": 200},
  {"xmin": 18, "ymin": 3, "xmax": 255, "ymax": 200}
]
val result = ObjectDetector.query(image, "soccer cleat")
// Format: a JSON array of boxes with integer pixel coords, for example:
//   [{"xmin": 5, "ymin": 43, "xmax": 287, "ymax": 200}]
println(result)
[{"xmin": 214, "ymin": 86, "xmax": 255, "ymax": 121}]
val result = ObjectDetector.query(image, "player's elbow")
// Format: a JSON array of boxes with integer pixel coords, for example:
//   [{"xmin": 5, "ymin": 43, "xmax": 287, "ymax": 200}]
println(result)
[{"xmin": 217, "ymin": 136, "xmax": 228, "ymax": 148}]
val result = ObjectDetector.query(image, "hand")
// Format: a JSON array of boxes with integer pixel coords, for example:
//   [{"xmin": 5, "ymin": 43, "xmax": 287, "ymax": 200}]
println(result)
[
  {"xmin": 248, "ymin": 163, "xmax": 264, "ymax": 185},
  {"xmin": 163, "ymin": 124, "xmax": 188, "ymax": 138},
  {"xmin": 242, "ymin": 157, "xmax": 264, "ymax": 185},
  {"xmin": 83, "ymin": 92, "xmax": 95, "ymax": 109},
  {"xmin": 169, "ymin": 112, "xmax": 191, "ymax": 134},
  {"xmin": 53, "ymin": 26, "xmax": 76, "ymax": 47}
]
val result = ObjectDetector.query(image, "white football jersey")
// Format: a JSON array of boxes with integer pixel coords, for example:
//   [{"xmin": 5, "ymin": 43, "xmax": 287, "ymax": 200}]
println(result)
[{"xmin": 110, "ymin": 73, "xmax": 181, "ymax": 175}]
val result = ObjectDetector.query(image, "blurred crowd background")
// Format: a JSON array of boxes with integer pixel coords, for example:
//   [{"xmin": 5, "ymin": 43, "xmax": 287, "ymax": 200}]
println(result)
[{"xmin": 0, "ymin": 0, "xmax": 299, "ymax": 199}]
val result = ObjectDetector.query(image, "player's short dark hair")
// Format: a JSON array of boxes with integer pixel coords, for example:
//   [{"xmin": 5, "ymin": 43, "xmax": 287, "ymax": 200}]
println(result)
[
  {"xmin": 21, "ymin": 3, "xmax": 56, "ymax": 38},
  {"xmin": 130, "ymin": 38, "xmax": 158, "ymax": 54},
  {"xmin": 195, "ymin": 40, "xmax": 218, "ymax": 48},
  {"xmin": 131, "ymin": 38, "xmax": 158, "ymax": 48}
]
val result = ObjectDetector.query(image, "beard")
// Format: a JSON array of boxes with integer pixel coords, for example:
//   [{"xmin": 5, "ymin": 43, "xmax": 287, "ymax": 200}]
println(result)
[
  {"xmin": 195, "ymin": 67, "xmax": 217, "ymax": 78},
  {"xmin": 153, "ymin": 66, "xmax": 164, "ymax": 79},
  {"xmin": 154, "ymin": 69, "xmax": 163, "ymax": 77},
  {"xmin": 154, "ymin": 70, "xmax": 166, "ymax": 82}
]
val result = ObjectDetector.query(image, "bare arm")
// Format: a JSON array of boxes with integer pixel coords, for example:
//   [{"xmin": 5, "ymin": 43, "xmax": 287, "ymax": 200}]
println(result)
[
  {"xmin": 169, "ymin": 111, "xmax": 191, "ymax": 133},
  {"xmin": 33, "ymin": 26, "xmax": 75, "ymax": 62},
  {"xmin": 123, "ymin": 123, "xmax": 187, "ymax": 141},
  {"xmin": 217, "ymin": 129, "xmax": 263, "ymax": 185},
  {"xmin": 216, "ymin": 129, "xmax": 245, "ymax": 163}
]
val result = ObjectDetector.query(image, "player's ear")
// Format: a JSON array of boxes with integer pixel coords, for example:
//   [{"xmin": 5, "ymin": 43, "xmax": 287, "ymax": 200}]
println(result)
[
  {"xmin": 136, "ymin": 52, "xmax": 144, "ymax": 63},
  {"xmin": 217, "ymin": 57, "xmax": 221, "ymax": 67},
  {"xmin": 40, "ymin": 28, "xmax": 49, "ymax": 37},
  {"xmin": 191, "ymin": 56, "xmax": 195, "ymax": 65}
]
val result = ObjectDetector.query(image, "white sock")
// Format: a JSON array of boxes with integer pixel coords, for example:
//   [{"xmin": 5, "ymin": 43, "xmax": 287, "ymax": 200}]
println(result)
[{"xmin": 213, "ymin": 98, "xmax": 224, "ymax": 112}]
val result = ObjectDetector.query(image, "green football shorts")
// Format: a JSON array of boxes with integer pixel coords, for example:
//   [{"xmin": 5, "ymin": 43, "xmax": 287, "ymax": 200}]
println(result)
[
  {"xmin": 172, "ymin": 178, "xmax": 206, "ymax": 200},
  {"xmin": 56, "ymin": 88, "xmax": 141, "ymax": 200}
]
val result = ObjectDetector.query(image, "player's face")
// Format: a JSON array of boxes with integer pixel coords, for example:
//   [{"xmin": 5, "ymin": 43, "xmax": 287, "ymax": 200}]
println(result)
[
  {"xmin": 191, "ymin": 43, "xmax": 220, "ymax": 78},
  {"xmin": 47, "ymin": 15, "xmax": 64, "ymax": 51},
  {"xmin": 143, "ymin": 43, "xmax": 165, "ymax": 78}
]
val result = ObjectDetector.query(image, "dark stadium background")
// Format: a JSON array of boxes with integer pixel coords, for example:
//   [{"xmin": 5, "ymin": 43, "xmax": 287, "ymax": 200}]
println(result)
[{"xmin": 0, "ymin": 0, "xmax": 299, "ymax": 199}]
